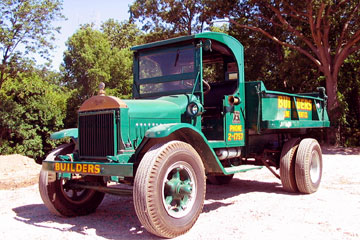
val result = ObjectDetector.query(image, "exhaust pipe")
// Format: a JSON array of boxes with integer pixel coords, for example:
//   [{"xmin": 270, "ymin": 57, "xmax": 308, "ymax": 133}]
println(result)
[{"xmin": 216, "ymin": 148, "xmax": 241, "ymax": 160}]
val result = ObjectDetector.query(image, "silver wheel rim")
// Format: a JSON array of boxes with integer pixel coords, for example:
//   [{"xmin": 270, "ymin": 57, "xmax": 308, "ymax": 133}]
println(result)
[
  {"xmin": 161, "ymin": 161, "xmax": 196, "ymax": 218},
  {"xmin": 310, "ymin": 150, "xmax": 321, "ymax": 184}
]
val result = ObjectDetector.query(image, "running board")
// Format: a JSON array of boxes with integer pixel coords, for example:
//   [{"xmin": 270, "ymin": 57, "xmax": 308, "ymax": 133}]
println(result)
[
  {"xmin": 70, "ymin": 183, "xmax": 132, "ymax": 195},
  {"xmin": 223, "ymin": 165, "xmax": 263, "ymax": 174}
]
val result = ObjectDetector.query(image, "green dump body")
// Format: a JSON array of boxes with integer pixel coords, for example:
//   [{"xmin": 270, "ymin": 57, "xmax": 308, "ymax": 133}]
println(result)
[{"xmin": 245, "ymin": 81, "xmax": 330, "ymax": 133}]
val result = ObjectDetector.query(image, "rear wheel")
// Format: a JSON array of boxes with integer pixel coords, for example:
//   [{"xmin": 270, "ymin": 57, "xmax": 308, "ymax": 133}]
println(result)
[
  {"xmin": 39, "ymin": 144, "xmax": 106, "ymax": 217},
  {"xmin": 280, "ymin": 138, "xmax": 300, "ymax": 192},
  {"xmin": 133, "ymin": 141, "xmax": 206, "ymax": 238},
  {"xmin": 295, "ymin": 138, "xmax": 322, "ymax": 194}
]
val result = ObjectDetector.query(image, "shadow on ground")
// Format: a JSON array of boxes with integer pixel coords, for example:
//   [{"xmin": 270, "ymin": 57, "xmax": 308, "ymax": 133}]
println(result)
[
  {"xmin": 12, "ymin": 177, "xmax": 291, "ymax": 239},
  {"xmin": 203, "ymin": 177, "xmax": 294, "ymax": 212},
  {"xmin": 12, "ymin": 194, "xmax": 157, "ymax": 240}
]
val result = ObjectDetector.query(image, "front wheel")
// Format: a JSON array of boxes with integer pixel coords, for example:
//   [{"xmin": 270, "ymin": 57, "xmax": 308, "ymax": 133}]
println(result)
[
  {"xmin": 133, "ymin": 141, "xmax": 206, "ymax": 238},
  {"xmin": 39, "ymin": 144, "xmax": 106, "ymax": 217}
]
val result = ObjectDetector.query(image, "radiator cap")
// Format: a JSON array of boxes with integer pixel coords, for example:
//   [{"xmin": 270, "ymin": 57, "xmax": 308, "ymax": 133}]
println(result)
[
  {"xmin": 79, "ymin": 83, "xmax": 128, "ymax": 112},
  {"xmin": 98, "ymin": 82, "xmax": 106, "ymax": 96}
]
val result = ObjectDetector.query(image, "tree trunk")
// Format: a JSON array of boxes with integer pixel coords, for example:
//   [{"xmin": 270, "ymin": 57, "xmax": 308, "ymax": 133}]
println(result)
[
  {"xmin": 325, "ymin": 73, "xmax": 341, "ymax": 145},
  {"xmin": 0, "ymin": 64, "xmax": 5, "ymax": 89}
]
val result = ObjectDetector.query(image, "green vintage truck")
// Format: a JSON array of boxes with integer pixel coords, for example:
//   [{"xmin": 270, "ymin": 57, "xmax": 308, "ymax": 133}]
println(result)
[{"xmin": 39, "ymin": 32, "xmax": 330, "ymax": 238}]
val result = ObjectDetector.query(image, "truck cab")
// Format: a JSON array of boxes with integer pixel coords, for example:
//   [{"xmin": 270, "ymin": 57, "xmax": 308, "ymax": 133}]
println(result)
[
  {"xmin": 40, "ymin": 32, "xmax": 330, "ymax": 238},
  {"xmin": 132, "ymin": 32, "xmax": 246, "ymax": 147}
]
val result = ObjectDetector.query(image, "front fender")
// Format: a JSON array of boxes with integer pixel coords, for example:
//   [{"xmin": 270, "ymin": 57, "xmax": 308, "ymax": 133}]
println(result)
[
  {"xmin": 145, "ymin": 123, "xmax": 199, "ymax": 138},
  {"xmin": 50, "ymin": 128, "xmax": 78, "ymax": 141},
  {"xmin": 145, "ymin": 123, "xmax": 224, "ymax": 174}
]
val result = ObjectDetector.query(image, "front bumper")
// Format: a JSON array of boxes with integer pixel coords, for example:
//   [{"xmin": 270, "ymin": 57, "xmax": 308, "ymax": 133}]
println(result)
[{"xmin": 42, "ymin": 160, "xmax": 133, "ymax": 177}]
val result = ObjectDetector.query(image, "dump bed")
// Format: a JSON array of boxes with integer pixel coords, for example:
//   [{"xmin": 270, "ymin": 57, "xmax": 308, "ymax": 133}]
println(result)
[{"xmin": 245, "ymin": 81, "xmax": 330, "ymax": 133}]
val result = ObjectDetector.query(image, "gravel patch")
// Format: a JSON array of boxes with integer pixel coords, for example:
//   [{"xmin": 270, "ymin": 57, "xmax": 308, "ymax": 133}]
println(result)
[{"xmin": 0, "ymin": 147, "xmax": 359, "ymax": 239}]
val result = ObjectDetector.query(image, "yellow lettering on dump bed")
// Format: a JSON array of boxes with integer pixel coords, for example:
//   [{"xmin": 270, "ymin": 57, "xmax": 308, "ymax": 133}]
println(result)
[
  {"xmin": 296, "ymin": 98, "xmax": 312, "ymax": 111},
  {"xmin": 278, "ymin": 96, "xmax": 291, "ymax": 109}
]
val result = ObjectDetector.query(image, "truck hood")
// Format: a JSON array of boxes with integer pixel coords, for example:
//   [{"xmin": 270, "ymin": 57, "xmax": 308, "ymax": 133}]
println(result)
[{"xmin": 123, "ymin": 95, "xmax": 190, "ymax": 120}]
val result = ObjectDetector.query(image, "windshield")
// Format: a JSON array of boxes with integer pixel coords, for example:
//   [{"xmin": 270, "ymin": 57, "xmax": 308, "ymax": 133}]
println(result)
[{"xmin": 138, "ymin": 47, "xmax": 195, "ymax": 95}]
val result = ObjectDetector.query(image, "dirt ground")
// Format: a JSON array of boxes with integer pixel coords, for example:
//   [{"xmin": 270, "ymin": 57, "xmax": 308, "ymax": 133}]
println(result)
[
  {"xmin": 0, "ymin": 154, "xmax": 42, "ymax": 190},
  {"xmin": 0, "ymin": 147, "xmax": 359, "ymax": 240}
]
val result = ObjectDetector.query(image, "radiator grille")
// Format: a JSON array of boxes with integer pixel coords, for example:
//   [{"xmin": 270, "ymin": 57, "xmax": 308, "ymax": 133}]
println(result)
[{"xmin": 79, "ymin": 111, "xmax": 115, "ymax": 157}]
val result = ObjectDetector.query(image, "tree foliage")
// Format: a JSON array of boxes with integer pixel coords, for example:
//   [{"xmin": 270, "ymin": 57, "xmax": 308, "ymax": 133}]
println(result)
[
  {"xmin": 1, "ymin": 0, "xmax": 359, "ymax": 162},
  {"xmin": 101, "ymin": 19, "xmax": 143, "ymax": 49},
  {"xmin": 0, "ymin": 0, "xmax": 65, "ymax": 88},
  {"xmin": 63, "ymin": 26, "xmax": 113, "ymax": 99},
  {"xmin": 228, "ymin": 25, "xmax": 321, "ymax": 93},
  {"xmin": 130, "ymin": 0, "xmax": 215, "ymax": 35},
  {"xmin": 131, "ymin": 0, "xmax": 360, "ymax": 144},
  {"xmin": 207, "ymin": 0, "xmax": 360, "ymax": 123},
  {"xmin": 0, "ymin": 66, "xmax": 69, "ymax": 161},
  {"xmin": 337, "ymin": 52, "xmax": 360, "ymax": 146},
  {"xmin": 61, "ymin": 22, "xmax": 135, "ymax": 127}
]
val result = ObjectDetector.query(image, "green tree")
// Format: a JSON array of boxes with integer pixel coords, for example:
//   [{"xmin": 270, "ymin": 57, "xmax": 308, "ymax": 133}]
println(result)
[
  {"xmin": 337, "ymin": 52, "xmax": 360, "ymax": 146},
  {"xmin": 228, "ymin": 25, "xmax": 321, "ymax": 93},
  {"xmin": 0, "ymin": 67, "xmax": 69, "ymax": 161},
  {"xmin": 62, "ymin": 24, "xmax": 134, "ymax": 127},
  {"xmin": 100, "ymin": 20, "xmax": 142, "ymax": 96},
  {"xmin": 62, "ymin": 26, "xmax": 113, "ymax": 100},
  {"xmin": 208, "ymin": 0, "xmax": 360, "ymax": 127},
  {"xmin": 101, "ymin": 19, "xmax": 143, "ymax": 49},
  {"xmin": 0, "ymin": 0, "xmax": 64, "ymax": 88},
  {"xmin": 130, "ymin": 0, "xmax": 214, "ymax": 35}
]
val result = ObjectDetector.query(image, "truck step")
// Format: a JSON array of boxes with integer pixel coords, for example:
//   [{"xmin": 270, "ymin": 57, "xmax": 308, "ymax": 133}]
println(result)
[{"xmin": 224, "ymin": 165, "xmax": 262, "ymax": 174}]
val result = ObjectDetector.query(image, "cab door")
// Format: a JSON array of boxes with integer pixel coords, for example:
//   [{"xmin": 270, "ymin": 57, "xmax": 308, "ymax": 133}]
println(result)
[{"xmin": 223, "ymin": 93, "xmax": 245, "ymax": 147}]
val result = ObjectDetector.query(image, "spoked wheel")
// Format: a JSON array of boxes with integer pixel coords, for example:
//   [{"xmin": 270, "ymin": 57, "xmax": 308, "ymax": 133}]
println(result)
[
  {"xmin": 39, "ymin": 143, "xmax": 106, "ymax": 217},
  {"xmin": 280, "ymin": 138, "xmax": 300, "ymax": 192},
  {"xmin": 134, "ymin": 141, "xmax": 206, "ymax": 238},
  {"xmin": 295, "ymin": 138, "xmax": 323, "ymax": 194},
  {"xmin": 162, "ymin": 162, "xmax": 197, "ymax": 218}
]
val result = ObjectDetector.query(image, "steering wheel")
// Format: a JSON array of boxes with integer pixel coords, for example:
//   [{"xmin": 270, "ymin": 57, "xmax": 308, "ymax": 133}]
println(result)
[{"xmin": 202, "ymin": 80, "xmax": 211, "ymax": 95}]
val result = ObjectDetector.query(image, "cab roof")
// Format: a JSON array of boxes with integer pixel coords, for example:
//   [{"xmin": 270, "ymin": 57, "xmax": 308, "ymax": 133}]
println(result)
[
  {"xmin": 131, "ymin": 32, "xmax": 245, "ymax": 85},
  {"xmin": 130, "ymin": 32, "xmax": 243, "ymax": 53}
]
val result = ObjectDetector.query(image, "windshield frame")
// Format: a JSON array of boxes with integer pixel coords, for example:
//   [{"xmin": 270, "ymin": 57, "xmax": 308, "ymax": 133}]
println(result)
[{"xmin": 133, "ymin": 44, "xmax": 200, "ymax": 98}]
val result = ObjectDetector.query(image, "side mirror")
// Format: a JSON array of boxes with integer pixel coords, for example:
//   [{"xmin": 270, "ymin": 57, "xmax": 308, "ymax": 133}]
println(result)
[{"xmin": 203, "ymin": 39, "xmax": 212, "ymax": 52}]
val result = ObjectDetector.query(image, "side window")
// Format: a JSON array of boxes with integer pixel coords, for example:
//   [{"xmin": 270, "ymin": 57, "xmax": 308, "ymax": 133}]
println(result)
[
  {"xmin": 202, "ymin": 41, "xmax": 239, "ymax": 108},
  {"xmin": 203, "ymin": 62, "xmax": 224, "ymax": 84}
]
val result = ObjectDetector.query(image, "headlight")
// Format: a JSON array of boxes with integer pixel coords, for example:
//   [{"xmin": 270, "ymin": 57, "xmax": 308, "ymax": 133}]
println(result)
[{"xmin": 186, "ymin": 102, "xmax": 203, "ymax": 117}]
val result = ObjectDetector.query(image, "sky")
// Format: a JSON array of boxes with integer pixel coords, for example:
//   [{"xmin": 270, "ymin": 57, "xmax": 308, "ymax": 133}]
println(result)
[{"xmin": 49, "ymin": 0, "xmax": 135, "ymax": 70}]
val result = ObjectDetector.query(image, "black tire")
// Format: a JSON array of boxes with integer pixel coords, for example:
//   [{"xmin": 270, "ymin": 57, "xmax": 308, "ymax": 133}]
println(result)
[
  {"xmin": 207, "ymin": 174, "xmax": 234, "ymax": 185},
  {"xmin": 295, "ymin": 138, "xmax": 323, "ymax": 194},
  {"xmin": 280, "ymin": 138, "xmax": 300, "ymax": 192},
  {"xmin": 39, "ymin": 143, "xmax": 106, "ymax": 217},
  {"xmin": 133, "ymin": 140, "xmax": 206, "ymax": 238}
]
